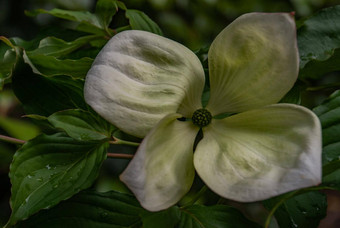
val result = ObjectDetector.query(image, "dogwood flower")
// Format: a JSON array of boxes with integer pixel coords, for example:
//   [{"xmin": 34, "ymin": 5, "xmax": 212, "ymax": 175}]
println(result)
[{"xmin": 84, "ymin": 13, "xmax": 322, "ymax": 211}]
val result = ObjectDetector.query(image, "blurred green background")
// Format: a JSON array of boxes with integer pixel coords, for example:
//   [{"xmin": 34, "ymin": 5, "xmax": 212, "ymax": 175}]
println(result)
[
  {"xmin": 1, "ymin": 0, "xmax": 340, "ymax": 226},
  {"xmin": 2, "ymin": 0, "xmax": 340, "ymax": 49}
]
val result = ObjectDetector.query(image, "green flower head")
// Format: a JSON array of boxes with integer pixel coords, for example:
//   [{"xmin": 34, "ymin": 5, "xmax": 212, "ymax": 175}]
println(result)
[{"xmin": 84, "ymin": 13, "xmax": 322, "ymax": 211}]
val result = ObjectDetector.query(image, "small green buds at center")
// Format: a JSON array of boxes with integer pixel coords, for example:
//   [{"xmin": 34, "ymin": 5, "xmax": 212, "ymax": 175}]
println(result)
[{"xmin": 192, "ymin": 109, "xmax": 212, "ymax": 127}]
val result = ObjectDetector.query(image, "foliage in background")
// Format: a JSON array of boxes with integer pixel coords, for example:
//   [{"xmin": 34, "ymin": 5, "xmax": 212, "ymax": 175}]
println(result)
[{"xmin": 0, "ymin": 0, "xmax": 340, "ymax": 227}]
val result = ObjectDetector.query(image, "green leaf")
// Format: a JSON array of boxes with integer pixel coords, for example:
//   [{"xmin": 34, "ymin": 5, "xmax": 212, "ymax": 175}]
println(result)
[
  {"xmin": 25, "ymin": 9, "xmax": 105, "ymax": 34},
  {"xmin": 95, "ymin": 0, "xmax": 120, "ymax": 29},
  {"xmin": 14, "ymin": 190, "xmax": 144, "ymax": 228},
  {"xmin": 298, "ymin": 5, "xmax": 340, "ymax": 79},
  {"xmin": 313, "ymin": 90, "xmax": 340, "ymax": 188},
  {"xmin": 313, "ymin": 90, "xmax": 340, "ymax": 165},
  {"xmin": 142, "ymin": 207, "xmax": 181, "ymax": 228},
  {"xmin": 48, "ymin": 109, "xmax": 115, "ymax": 141},
  {"xmin": 263, "ymin": 191, "xmax": 327, "ymax": 228},
  {"xmin": 23, "ymin": 51, "xmax": 93, "ymax": 78},
  {"xmin": 12, "ymin": 69, "xmax": 88, "ymax": 116},
  {"xmin": 0, "ymin": 116, "xmax": 40, "ymax": 141},
  {"xmin": 7, "ymin": 133, "xmax": 108, "ymax": 226},
  {"xmin": 178, "ymin": 205, "xmax": 261, "ymax": 228},
  {"xmin": 279, "ymin": 81, "xmax": 303, "ymax": 105},
  {"xmin": 28, "ymin": 35, "xmax": 102, "ymax": 58},
  {"xmin": 0, "ymin": 36, "xmax": 21, "ymax": 90},
  {"xmin": 0, "ymin": 143, "xmax": 14, "ymax": 167},
  {"xmin": 126, "ymin": 10, "xmax": 163, "ymax": 35}
]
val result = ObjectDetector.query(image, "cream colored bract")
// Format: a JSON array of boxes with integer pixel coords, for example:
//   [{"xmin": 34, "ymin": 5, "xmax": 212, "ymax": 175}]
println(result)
[{"xmin": 84, "ymin": 12, "xmax": 322, "ymax": 212}]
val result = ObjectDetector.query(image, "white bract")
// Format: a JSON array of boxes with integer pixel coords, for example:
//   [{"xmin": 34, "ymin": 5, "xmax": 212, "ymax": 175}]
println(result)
[{"xmin": 84, "ymin": 13, "xmax": 322, "ymax": 211}]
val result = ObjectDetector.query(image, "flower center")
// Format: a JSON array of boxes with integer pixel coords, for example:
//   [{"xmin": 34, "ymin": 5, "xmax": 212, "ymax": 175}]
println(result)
[{"xmin": 192, "ymin": 109, "xmax": 212, "ymax": 127}]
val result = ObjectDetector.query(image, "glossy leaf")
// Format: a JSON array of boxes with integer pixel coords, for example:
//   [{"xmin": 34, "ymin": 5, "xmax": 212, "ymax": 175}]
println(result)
[
  {"xmin": 48, "ymin": 109, "xmax": 115, "ymax": 141},
  {"xmin": 12, "ymin": 70, "xmax": 87, "ymax": 116},
  {"xmin": 23, "ymin": 51, "xmax": 93, "ymax": 78},
  {"xmin": 298, "ymin": 5, "xmax": 340, "ymax": 79},
  {"xmin": 264, "ymin": 191, "xmax": 327, "ymax": 228},
  {"xmin": 314, "ymin": 90, "xmax": 340, "ymax": 165},
  {"xmin": 28, "ymin": 35, "xmax": 102, "ymax": 58},
  {"xmin": 126, "ymin": 9, "xmax": 163, "ymax": 35},
  {"xmin": 178, "ymin": 205, "xmax": 261, "ymax": 228},
  {"xmin": 7, "ymin": 133, "xmax": 108, "ymax": 226},
  {"xmin": 313, "ymin": 90, "xmax": 340, "ymax": 188},
  {"xmin": 14, "ymin": 190, "xmax": 144, "ymax": 228}
]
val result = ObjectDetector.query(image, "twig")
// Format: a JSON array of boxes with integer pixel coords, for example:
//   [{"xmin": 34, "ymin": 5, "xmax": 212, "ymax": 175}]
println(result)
[
  {"xmin": 0, "ymin": 134, "xmax": 26, "ymax": 145},
  {"xmin": 107, "ymin": 153, "xmax": 133, "ymax": 159}
]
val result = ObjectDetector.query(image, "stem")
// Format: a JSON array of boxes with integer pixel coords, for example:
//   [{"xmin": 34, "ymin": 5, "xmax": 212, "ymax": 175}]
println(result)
[
  {"xmin": 107, "ymin": 153, "xmax": 133, "ymax": 159},
  {"xmin": 109, "ymin": 136, "xmax": 140, "ymax": 147},
  {"xmin": 115, "ymin": 25, "xmax": 131, "ymax": 33},
  {"xmin": 264, "ymin": 185, "xmax": 336, "ymax": 228},
  {"xmin": 181, "ymin": 186, "xmax": 208, "ymax": 208},
  {"xmin": 0, "ymin": 134, "xmax": 26, "ymax": 145},
  {"xmin": 306, "ymin": 82, "xmax": 340, "ymax": 91}
]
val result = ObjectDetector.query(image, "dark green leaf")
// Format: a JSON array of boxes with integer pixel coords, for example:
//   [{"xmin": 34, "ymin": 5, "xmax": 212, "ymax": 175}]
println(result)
[
  {"xmin": 0, "ymin": 36, "xmax": 21, "ymax": 90},
  {"xmin": 126, "ymin": 9, "xmax": 163, "ymax": 35},
  {"xmin": 0, "ymin": 143, "xmax": 14, "ymax": 167},
  {"xmin": 142, "ymin": 207, "xmax": 181, "ymax": 228},
  {"xmin": 12, "ymin": 68, "xmax": 88, "ymax": 116},
  {"xmin": 7, "ymin": 133, "xmax": 108, "ymax": 226},
  {"xmin": 313, "ymin": 90, "xmax": 340, "ymax": 165},
  {"xmin": 48, "ymin": 109, "xmax": 115, "ymax": 141},
  {"xmin": 95, "ymin": 0, "xmax": 120, "ymax": 29},
  {"xmin": 263, "ymin": 191, "xmax": 327, "ymax": 228},
  {"xmin": 178, "ymin": 205, "xmax": 261, "ymax": 228},
  {"xmin": 23, "ymin": 51, "xmax": 93, "ymax": 78},
  {"xmin": 313, "ymin": 90, "xmax": 340, "ymax": 188},
  {"xmin": 28, "ymin": 35, "xmax": 102, "ymax": 58},
  {"xmin": 14, "ymin": 190, "xmax": 144, "ymax": 228},
  {"xmin": 23, "ymin": 115, "xmax": 57, "ymax": 134},
  {"xmin": 298, "ymin": 5, "xmax": 340, "ymax": 79},
  {"xmin": 279, "ymin": 81, "xmax": 303, "ymax": 105}
]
